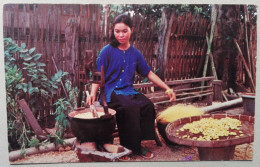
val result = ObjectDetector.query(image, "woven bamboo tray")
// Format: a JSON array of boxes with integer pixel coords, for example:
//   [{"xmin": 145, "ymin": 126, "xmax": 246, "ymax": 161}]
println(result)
[{"xmin": 165, "ymin": 114, "xmax": 254, "ymax": 160}]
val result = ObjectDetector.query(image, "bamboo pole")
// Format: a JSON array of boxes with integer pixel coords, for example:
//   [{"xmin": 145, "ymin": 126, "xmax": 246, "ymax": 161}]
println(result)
[
  {"xmin": 202, "ymin": 5, "xmax": 228, "ymax": 101},
  {"xmin": 202, "ymin": 98, "xmax": 242, "ymax": 113},
  {"xmin": 243, "ymin": 5, "xmax": 256, "ymax": 85},
  {"xmin": 234, "ymin": 39, "xmax": 255, "ymax": 92},
  {"xmin": 175, "ymin": 85, "xmax": 212, "ymax": 93},
  {"xmin": 201, "ymin": 5, "xmax": 217, "ymax": 99},
  {"xmin": 202, "ymin": 5, "xmax": 217, "ymax": 79},
  {"xmin": 206, "ymin": 35, "xmax": 228, "ymax": 102},
  {"xmin": 144, "ymin": 86, "xmax": 212, "ymax": 98},
  {"xmin": 153, "ymin": 92, "xmax": 213, "ymax": 105},
  {"xmin": 200, "ymin": 5, "xmax": 216, "ymax": 97},
  {"xmin": 243, "ymin": 5, "xmax": 252, "ymax": 74},
  {"xmin": 206, "ymin": 35, "xmax": 218, "ymax": 79},
  {"xmin": 176, "ymin": 89, "xmax": 212, "ymax": 97},
  {"xmin": 9, "ymin": 137, "xmax": 76, "ymax": 162}
]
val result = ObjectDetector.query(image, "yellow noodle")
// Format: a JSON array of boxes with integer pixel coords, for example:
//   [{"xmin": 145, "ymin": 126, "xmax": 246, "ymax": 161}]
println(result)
[
  {"xmin": 156, "ymin": 104, "xmax": 203, "ymax": 124},
  {"xmin": 74, "ymin": 112, "xmax": 105, "ymax": 119},
  {"xmin": 182, "ymin": 117, "xmax": 242, "ymax": 140}
]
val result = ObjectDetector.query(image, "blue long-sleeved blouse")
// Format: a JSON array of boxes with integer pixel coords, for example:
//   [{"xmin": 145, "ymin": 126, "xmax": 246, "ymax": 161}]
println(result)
[{"xmin": 96, "ymin": 44, "xmax": 151, "ymax": 103}]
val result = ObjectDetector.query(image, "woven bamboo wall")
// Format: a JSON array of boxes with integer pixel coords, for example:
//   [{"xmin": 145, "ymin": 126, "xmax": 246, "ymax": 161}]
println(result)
[
  {"xmin": 3, "ymin": 4, "xmax": 103, "ymax": 86},
  {"xmin": 166, "ymin": 13, "xmax": 210, "ymax": 81},
  {"xmin": 3, "ymin": 4, "xmax": 211, "ymax": 86},
  {"xmin": 4, "ymin": 4, "xmax": 257, "ymax": 126}
]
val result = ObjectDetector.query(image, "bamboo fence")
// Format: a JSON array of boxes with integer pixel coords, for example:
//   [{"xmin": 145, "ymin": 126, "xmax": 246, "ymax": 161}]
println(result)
[
  {"xmin": 166, "ymin": 12, "xmax": 210, "ymax": 80},
  {"xmin": 3, "ymin": 4, "xmax": 256, "ymax": 126},
  {"xmin": 3, "ymin": 4, "xmax": 211, "ymax": 85}
]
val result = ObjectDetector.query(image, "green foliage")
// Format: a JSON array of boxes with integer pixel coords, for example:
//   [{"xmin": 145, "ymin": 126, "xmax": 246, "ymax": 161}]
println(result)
[
  {"xmin": 5, "ymin": 38, "xmax": 68, "ymax": 104},
  {"xmin": 113, "ymin": 4, "xmax": 211, "ymax": 19},
  {"xmin": 109, "ymin": 4, "xmax": 256, "ymax": 26},
  {"xmin": 5, "ymin": 65, "xmax": 24, "ymax": 98},
  {"xmin": 108, "ymin": 4, "xmax": 211, "ymax": 38},
  {"xmin": 28, "ymin": 137, "xmax": 40, "ymax": 149},
  {"xmin": 52, "ymin": 80, "xmax": 79, "ymax": 146},
  {"xmin": 4, "ymin": 38, "xmax": 68, "ymax": 153},
  {"xmin": 7, "ymin": 97, "xmax": 31, "ymax": 152},
  {"xmin": 65, "ymin": 80, "xmax": 79, "ymax": 109},
  {"xmin": 247, "ymin": 5, "xmax": 257, "ymax": 25},
  {"xmin": 53, "ymin": 98, "xmax": 72, "ymax": 146},
  {"xmin": 5, "ymin": 39, "xmax": 31, "ymax": 152}
]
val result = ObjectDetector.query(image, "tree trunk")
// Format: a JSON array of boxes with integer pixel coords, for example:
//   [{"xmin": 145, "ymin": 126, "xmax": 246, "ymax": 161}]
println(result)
[
  {"xmin": 65, "ymin": 17, "xmax": 80, "ymax": 85},
  {"xmin": 213, "ymin": 5, "xmax": 242, "ymax": 91},
  {"xmin": 103, "ymin": 4, "xmax": 110, "ymax": 38},
  {"xmin": 157, "ymin": 8, "xmax": 175, "ymax": 81}
]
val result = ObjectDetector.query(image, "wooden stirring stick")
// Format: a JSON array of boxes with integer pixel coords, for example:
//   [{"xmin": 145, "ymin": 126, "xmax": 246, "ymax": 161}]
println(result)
[{"xmin": 86, "ymin": 91, "xmax": 99, "ymax": 118}]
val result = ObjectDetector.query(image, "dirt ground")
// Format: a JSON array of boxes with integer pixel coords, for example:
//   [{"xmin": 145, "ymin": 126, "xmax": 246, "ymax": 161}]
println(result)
[
  {"xmin": 10, "ymin": 106, "xmax": 254, "ymax": 164},
  {"xmin": 10, "ymin": 140, "xmax": 253, "ymax": 164}
]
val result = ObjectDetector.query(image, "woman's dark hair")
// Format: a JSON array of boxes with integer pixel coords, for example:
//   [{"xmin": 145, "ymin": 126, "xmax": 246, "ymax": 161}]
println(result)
[{"xmin": 110, "ymin": 14, "xmax": 133, "ymax": 48}]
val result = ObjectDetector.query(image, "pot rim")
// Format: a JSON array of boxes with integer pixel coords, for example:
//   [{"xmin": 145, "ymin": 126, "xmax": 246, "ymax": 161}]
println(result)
[{"xmin": 68, "ymin": 107, "xmax": 116, "ymax": 120}]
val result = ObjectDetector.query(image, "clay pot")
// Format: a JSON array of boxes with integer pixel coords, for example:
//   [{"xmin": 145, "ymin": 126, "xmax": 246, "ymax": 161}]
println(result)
[{"xmin": 68, "ymin": 107, "xmax": 116, "ymax": 144}]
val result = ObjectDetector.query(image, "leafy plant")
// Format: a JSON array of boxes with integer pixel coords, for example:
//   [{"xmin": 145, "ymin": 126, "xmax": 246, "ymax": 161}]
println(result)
[
  {"xmin": 4, "ymin": 38, "xmax": 68, "ymax": 153},
  {"xmin": 53, "ymin": 98, "xmax": 72, "ymax": 146},
  {"xmin": 29, "ymin": 137, "xmax": 40, "ymax": 149},
  {"xmin": 52, "ymin": 80, "xmax": 79, "ymax": 146},
  {"xmin": 65, "ymin": 80, "xmax": 79, "ymax": 109},
  {"xmin": 5, "ymin": 38, "xmax": 68, "ymax": 114},
  {"xmin": 5, "ymin": 65, "xmax": 24, "ymax": 99},
  {"xmin": 5, "ymin": 52, "xmax": 31, "ymax": 152},
  {"xmin": 7, "ymin": 96, "xmax": 31, "ymax": 152}
]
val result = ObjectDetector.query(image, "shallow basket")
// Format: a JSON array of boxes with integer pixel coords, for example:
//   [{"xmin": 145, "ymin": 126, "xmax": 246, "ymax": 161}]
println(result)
[{"xmin": 165, "ymin": 114, "xmax": 254, "ymax": 160}]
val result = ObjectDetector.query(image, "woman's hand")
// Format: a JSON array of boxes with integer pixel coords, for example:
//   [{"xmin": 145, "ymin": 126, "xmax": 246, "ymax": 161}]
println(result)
[
  {"xmin": 86, "ymin": 93, "xmax": 96, "ymax": 105},
  {"xmin": 147, "ymin": 71, "xmax": 177, "ymax": 102},
  {"xmin": 165, "ymin": 89, "xmax": 176, "ymax": 102},
  {"xmin": 86, "ymin": 83, "xmax": 100, "ymax": 105}
]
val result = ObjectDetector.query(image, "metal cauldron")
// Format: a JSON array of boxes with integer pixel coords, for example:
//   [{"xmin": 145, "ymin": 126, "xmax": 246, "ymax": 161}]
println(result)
[{"xmin": 68, "ymin": 106, "xmax": 116, "ymax": 144}]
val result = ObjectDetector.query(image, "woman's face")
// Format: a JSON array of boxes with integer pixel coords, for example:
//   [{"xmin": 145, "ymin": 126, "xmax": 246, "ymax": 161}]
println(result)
[{"xmin": 114, "ymin": 23, "xmax": 133, "ymax": 45}]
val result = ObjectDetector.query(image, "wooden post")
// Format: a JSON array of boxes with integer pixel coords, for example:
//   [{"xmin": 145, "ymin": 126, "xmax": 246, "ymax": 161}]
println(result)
[
  {"xmin": 18, "ymin": 99, "xmax": 47, "ymax": 140},
  {"xmin": 213, "ymin": 80, "xmax": 223, "ymax": 101},
  {"xmin": 206, "ymin": 79, "xmax": 213, "ymax": 105}
]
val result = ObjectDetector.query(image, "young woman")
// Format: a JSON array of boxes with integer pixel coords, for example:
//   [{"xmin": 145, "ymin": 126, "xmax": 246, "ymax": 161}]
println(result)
[{"xmin": 87, "ymin": 14, "xmax": 176, "ymax": 159}]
